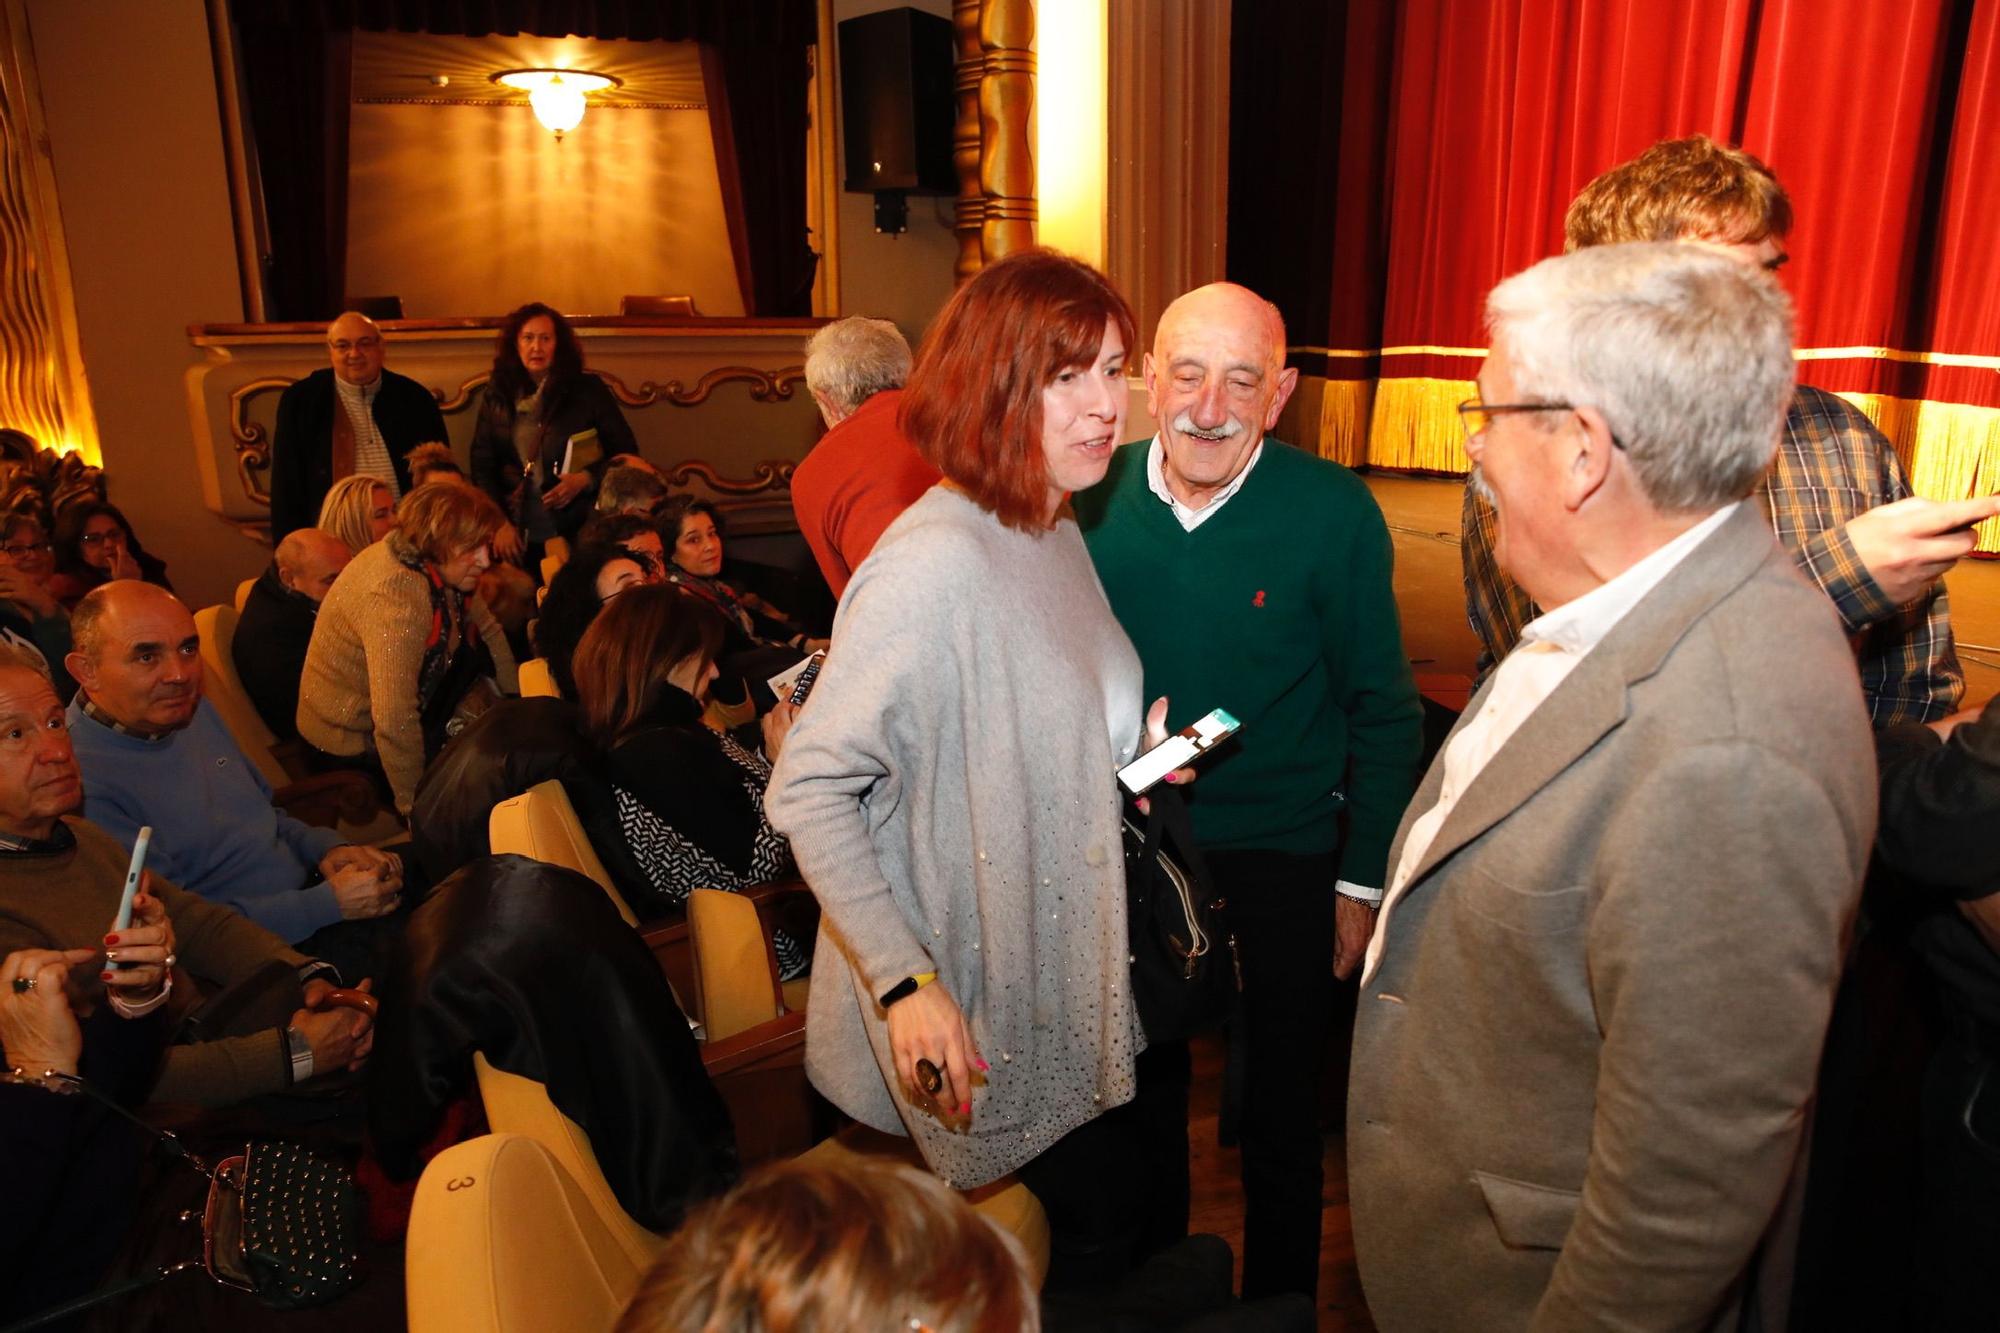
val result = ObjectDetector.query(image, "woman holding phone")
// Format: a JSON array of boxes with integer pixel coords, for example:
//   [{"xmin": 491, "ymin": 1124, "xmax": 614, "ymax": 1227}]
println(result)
[{"xmin": 766, "ymin": 249, "xmax": 1175, "ymax": 1284}]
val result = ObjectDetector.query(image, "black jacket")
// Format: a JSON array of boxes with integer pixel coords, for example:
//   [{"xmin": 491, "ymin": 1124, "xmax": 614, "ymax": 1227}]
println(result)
[
  {"xmin": 232, "ymin": 561, "xmax": 317, "ymax": 741},
  {"xmin": 407, "ymin": 696, "xmax": 652, "ymax": 905},
  {"xmin": 467, "ymin": 374, "xmax": 638, "ymax": 541},
  {"xmin": 269, "ymin": 367, "xmax": 448, "ymax": 540},
  {"xmin": 367, "ymin": 855, "xmax": 737, "ymax": 1230},
  {"xmin": 1875, "ymin": 698, "xmax": 2000, "ymax": 1025}
]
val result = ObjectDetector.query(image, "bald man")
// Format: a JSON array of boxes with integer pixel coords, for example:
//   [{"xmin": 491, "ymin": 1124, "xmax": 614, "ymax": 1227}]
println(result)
[
  {"xmin": 235, "ymin": 528, "xmax": 351, "ymax": 741},
  {"xmin": 268, "ymin": 311, "xmax": 447, "ymax": 540},
  {"xmin": 63, "ymin": 583, "xmax": 401, "ymax": 974},
  {"xmin": 1074, "ymin": 282, "xmax": 1424, "ymax": 1301}
]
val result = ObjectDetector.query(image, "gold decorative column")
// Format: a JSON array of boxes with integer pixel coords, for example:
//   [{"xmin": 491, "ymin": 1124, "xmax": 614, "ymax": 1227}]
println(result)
[
  {"xmin": 951, "ymin": 0, "xmax": 985, "ymax": 283},
  {"xmin": 953, "ymin": 0, "xmax": 1036, "ymax": 282},
  {"xmin": 0, "ymin": 0, "xmax": 96, "ymax": 460}
]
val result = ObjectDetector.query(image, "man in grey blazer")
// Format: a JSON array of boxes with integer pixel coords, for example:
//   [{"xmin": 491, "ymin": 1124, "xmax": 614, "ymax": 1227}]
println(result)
[{"xmin": 1349, "ymin": 243, "xmax": 1878, "ymax": 1330}]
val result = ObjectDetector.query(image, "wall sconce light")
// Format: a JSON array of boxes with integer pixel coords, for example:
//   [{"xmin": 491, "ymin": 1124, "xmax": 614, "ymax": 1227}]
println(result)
[{"xmin": 491, "ymin": 68, "xmax": 621, "ymax": 139}]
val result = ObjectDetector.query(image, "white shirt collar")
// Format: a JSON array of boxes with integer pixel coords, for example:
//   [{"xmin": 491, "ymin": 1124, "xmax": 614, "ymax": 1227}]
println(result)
[
  {"xmin": 1144, "ymin": 435, "xmax": 1264, "ymax": 531},
  {"xmin": 333, "ymin": 374, "xmax": 380, "ymax": 403},
  {"xmin": 1519, "ymin": 502, "xmax": 1740, "ymax": 657}
]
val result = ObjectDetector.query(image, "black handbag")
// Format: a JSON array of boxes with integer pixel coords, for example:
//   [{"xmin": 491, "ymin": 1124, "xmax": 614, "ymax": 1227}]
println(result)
[
  {"xmin": 2, "ymin": 1078, "xmax": 363, "ymax": 1331},
  {"xmin": 1122, "ymin": 785, "xmax": 1240, "ymax": 1043}
]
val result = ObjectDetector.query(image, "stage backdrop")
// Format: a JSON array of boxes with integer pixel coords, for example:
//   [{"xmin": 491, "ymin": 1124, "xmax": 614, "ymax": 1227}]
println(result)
[{"xmin": 1229, "ymin": 0, "xmax": 2000, "ymax": 551}]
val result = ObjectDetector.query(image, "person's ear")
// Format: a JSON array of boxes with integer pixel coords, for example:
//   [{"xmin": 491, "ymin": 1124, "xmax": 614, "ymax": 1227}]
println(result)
[
  {"xmin": 1142, "ymin": 351, "xmax": 1162, "ymax": 420},
  {"xmin": 1561, "ymin": 406, "xmax": 1618, "ymax": 512},
  {"xmin": 1265, "ymin": 366, "xmax": 1301, "ymax": 430},
  {"xmin": 64, "ymin": 649, "xmax": 96, "ymax": 695}
]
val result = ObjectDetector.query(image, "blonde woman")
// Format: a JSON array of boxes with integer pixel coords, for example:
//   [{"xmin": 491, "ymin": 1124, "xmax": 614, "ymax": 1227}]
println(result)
[{"xmin": 315, "ymin": 474, "xmax": 396, "ymax": 555}]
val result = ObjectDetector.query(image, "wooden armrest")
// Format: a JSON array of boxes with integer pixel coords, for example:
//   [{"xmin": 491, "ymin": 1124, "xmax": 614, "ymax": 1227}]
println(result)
[
  {"xmin": 699, "ymin": 1011, "xmax": 806, "ymax": 1076},
  {"xmin": 274, "ymin": 770, "xmax": 388, "ymax": 830}
]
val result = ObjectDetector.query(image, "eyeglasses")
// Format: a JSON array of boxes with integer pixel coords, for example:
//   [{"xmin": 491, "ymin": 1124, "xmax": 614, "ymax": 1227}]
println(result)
[
  {"xmin": 78, "ymin": 530, "xmax": 127, "ymax": 546},
  {"xmin": 1455, "ymin": 399, "xmax": 1575, "ymax": 442},
  {"xmin": 0, "ymin": 541, "xmax": 51, "ymax": 560},
  {"xmin": 328, "ymin": 337, "xmax": 382, "ymax": 354}
]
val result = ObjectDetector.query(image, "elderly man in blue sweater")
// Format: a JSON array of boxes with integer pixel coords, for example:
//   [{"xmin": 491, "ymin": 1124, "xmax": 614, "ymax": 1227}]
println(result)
[{"xmin": 62, "ymin": 583, "xmax": 401, "ymax": 977}]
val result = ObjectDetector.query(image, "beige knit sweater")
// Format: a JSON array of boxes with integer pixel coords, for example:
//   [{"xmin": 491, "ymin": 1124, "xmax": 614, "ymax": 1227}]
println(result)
[{"xmin": 297, "ymin": 536, "xmax": 518, "ymax": 813}]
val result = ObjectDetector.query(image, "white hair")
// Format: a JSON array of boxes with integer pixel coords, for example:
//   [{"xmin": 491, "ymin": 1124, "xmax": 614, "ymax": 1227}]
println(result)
[
  {"xmin": 803, "ymin": 317, "xmax": 912, "ymax": 417},
  {"xmin": 1486, "ymin": 241, "xmax": 1795, "ymax": 513}
]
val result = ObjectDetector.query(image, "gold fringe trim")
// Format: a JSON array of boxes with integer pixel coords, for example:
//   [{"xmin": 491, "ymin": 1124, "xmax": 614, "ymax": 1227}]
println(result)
[
  {"xmin": 1291, "ymin": 344, "xmax": 2000, "ymax": 371},
  {"xmin": 1364, "ymin": 377, "xmax": 1477, "ymax": 472},
  {"xmin": 1837, "ymin": 392, "xmax": 2000, "ymax": 553},
  {"xmin": 1316, "ymin": 378, "xmax": 1375, "ymax": 468}
]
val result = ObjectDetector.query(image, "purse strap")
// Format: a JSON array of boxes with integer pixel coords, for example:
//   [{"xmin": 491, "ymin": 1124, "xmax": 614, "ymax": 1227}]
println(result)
[
  {"xmin": 0, "ymin": 1074, "xmax": 214, "ymax": 1333},
  {"xmin": 45, "ymin": 1070, "xmax": 217, "ymax": 1180},
  {"xmin": 1139, "ymin": 785, "xmax": 1216, "ymax": 897}
]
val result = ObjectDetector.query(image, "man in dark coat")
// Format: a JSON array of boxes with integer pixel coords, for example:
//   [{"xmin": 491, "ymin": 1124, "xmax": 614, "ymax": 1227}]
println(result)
[
  {"xmin": 268, "ymin": 311, "xmax": 448, "ymax": 540},
  {"xmin": 234, "ymin": 528, "xmax": 350, "ymax": 741}
]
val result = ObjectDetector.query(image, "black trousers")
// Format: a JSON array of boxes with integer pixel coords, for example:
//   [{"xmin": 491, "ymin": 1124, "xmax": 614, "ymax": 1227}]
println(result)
[
  {"xmin": 1916, "ymin": 1022, "xmax": 2000, "ymax": 1329},
  {"xmin": 1016, "ymin": 1039, "xmax": 1193, "ymax": 1292},
  {"xmin": 1208, "ymin": 845, "xmax": 1343, "ymax": 1302}
]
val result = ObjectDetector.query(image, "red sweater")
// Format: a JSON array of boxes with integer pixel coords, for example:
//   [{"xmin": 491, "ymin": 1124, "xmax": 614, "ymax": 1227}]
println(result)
[{"xmin": 789, "ymin": 389, "xmax": 940, "ymax": 599}]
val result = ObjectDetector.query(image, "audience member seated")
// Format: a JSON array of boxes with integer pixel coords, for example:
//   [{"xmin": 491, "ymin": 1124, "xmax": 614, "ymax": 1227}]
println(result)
[
  {"xmin": 619, "ymin": 1155, "xmax": 1036, "ymax": 1332},
  {"xmin": 530, "ymin": 543, "xmax": 650, "ymax": 699},
  {"xmin": 404, "ymin": 441, "xmax": 466, "ymax": 489},
  {"xmin": 0, "ymin": 644, "xmax": 374, "ymax": 1108},
  {"xmin": 791, "ymin": 315, "xmax": 938, "ymax": 599},
  {"xmin": 65, "ymin": 582, "xmax": 403, "ymax": 981},
  {"xmin": 573, "ymin": 585, "xmax": 806, "ymax": 978},
  {"xmin": 659, "ymin": 496, "xmax": 824, "ymax": 710},
  {"xmin": 316, "ymin": 473, "xmax": 397, "ymax": 555},
  {"xmin": 0, "ymin": 508, "xmax": 74, "ymax": 700},
  {"xmin": 596, "ymin": 459, "xmax": 670, "ymax": 517},
  {"xmin": 48, "ymin": 500, "xmax": 170, "ymax": 610},
  {"xmin": 267, "ymin": 311, "xmax": 448, "ymax": 541},
  {"xmin": 234, "ymin": 527, "xmax": 352, "ymax": 743},
  {"xmin": 469, "ymin": 302, "xmax": 639, "ymax": 557},
  {"xmin": 576, "ymin": 510, "xmax": 670, "ymax": 579},
  {"xmin": 369, "ymin": 854, "xmax": 737, "ymax": 1231},
  {"xmin": 299, "ymin": 482, "xmax": 519, "ymax": 816},
  {"xmin": 2, "ymin": 943, "xmax": 172, "ymax": 1322}
]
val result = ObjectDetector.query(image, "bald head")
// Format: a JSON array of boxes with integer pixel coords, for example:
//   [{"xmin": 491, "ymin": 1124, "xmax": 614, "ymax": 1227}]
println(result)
[
  {"xmin": 275, "ymin": 528, "xmax": 352, "ymax": 603},
  {"xmin": 1145, "ymin": 282, "xmax": 1299, "ymax": 510},
  {"xmin": 327, "ymin": 311, "xmax": 385, "ymax": 387},
  {"xmin": 65, "ymin": 582, "xmax": 203, "ymax": 735}
]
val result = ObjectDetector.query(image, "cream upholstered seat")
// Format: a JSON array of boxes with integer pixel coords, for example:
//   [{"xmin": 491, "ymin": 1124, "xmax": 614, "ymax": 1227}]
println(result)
[
  {"xmin": 488, "ymin": 779, "xmax": 636, "ymax": 926},
  {"xmin": 406, "ymin": 1132, "xmax": 643, "ymax": 1333},
  {"xmin": 192, "ymin": 604, "xmax": 290, "ymax": 789},
  {"xmin": 471, "ymin": 1055, "xmax": 667, "ymax": 1273},
  {"xmin": 233, "ymin": 577, "xmax": 254, "ymax": 612},
  {"xmin": 517, "ymin": 657, "xmax": 559, "ymax": 699},
  {"xmin": 539, "ymin": 535, "xmax": 571, "ymax": 587}
]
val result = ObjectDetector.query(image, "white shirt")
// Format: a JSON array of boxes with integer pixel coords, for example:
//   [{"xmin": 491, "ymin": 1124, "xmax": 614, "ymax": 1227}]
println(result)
[
  {"xmin": 1360, "ymin": 502, "xmax": 1740, "ymax": 984},
  {"xmin": 1145, "ymin": 436, "xmax": 1263, "ymax": 531},
  {"xmin": 333, "ymin": 375, "xmax": 402, "ymax": 497}
]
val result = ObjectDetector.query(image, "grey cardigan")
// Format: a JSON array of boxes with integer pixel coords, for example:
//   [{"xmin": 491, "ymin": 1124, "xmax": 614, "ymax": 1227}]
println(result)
[{"xmin": 765, "ymin": 487, "xmax": 1146, "ymax": 1187}]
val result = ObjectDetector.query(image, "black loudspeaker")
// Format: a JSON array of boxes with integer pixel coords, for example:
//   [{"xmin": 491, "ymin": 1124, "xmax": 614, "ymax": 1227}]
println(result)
[{"xmin": 838, "ymin": 7, "xmax": 956, "ymax": 232}]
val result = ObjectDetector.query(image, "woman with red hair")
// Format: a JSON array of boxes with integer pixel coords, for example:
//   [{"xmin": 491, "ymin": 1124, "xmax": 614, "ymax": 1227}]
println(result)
[{"xmin": 766, "ymin": 249, "xmax": 1173, "ymax": 1284}]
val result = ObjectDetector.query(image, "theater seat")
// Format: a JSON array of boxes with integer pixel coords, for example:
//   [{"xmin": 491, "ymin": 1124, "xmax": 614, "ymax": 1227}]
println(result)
[
  {"xmin": 472, "ymin": 1055, "xmax": 667, "ymax": 1274},
  {"xmin": 518, "ymin": 658, "xmax": 559, "ymax": 699},
  {"xmin": 407, "ymin": 1133, "xmax": 642, "ymax": 1333},
  {"xmin": 193, "ymin": 604, "xmax": 289, "ymax": 789},
  {"xmin": 234, "ymin": 578, "xmax": 254, "ymax": 612},
  {"xmin": 488, "ymin": 779, "xmax": 635, "ymax": 926},
  {"xmin": 540, "ymin": 536, "xmax": 571, "ymax": 587}
]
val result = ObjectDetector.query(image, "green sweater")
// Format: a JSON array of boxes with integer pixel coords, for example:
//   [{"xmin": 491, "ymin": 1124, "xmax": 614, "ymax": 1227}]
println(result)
[{"xmin": 1074, "ymin": 440, "xmax": 1423, "ymax": 882}]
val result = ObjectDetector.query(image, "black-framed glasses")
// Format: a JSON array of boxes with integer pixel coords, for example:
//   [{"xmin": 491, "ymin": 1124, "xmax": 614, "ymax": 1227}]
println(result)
[
  {"xmin": 0, "ymin": 541, "xmax": 51, "ymax": 560},
  {"xmin": 78, "ymin": 530, "xmax": 127, "ymax": 546},
  {"xmin": 1455, "ymin": 399, "xmax": 1574, "ymax": 442}
]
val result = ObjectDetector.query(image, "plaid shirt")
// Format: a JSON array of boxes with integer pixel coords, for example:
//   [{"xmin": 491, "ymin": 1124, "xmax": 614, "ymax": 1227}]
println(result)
[{"xmin": 1462, "ymin": 385, "xmax": 1962, "ymax": 727}]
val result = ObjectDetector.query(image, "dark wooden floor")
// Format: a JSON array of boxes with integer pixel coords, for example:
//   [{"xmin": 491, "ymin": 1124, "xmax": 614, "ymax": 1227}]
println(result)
[{"xmin": 1185, "ymin": 1032, "xmax": 1377, "ymax": 1333}]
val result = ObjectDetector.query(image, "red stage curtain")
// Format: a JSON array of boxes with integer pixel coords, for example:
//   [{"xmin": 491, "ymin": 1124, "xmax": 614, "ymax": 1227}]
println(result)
[{"xmin": 1230, "ymin": 0, "xmax": 2000, "ymax": 548}]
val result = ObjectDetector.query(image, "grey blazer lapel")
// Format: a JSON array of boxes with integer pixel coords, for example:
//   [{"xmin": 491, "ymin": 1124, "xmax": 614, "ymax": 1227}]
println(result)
[{"xmin": 1399, "ymin": 503, "xmax": 1780, "ymax": 891}]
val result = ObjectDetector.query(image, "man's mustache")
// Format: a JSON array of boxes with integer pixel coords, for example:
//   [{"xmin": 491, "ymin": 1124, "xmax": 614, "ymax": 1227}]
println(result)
[{"xmin": 1171, "ymin": 412, "xmax": 1244, "ymax": 443}]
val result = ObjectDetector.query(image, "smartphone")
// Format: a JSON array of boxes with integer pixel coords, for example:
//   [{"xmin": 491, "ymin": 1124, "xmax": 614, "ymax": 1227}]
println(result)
[
  {"xmin": 788, "ymin": 652, "xmax": 827, "ymax": 707},
  {"xmin": 1118, "ymin": 708, "xmax": 1241, "ymax": 795},
  {"xmin": 109, "ymin": 825, "xmax": 152, "ymax": 969}
]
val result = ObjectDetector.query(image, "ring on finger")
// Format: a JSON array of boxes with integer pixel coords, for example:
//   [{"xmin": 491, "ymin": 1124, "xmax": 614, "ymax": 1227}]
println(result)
[
  {"xmin": 10, "ymin": 976, "xmax": 34, "ymax": 994},
  {"xmin": 104, "ymin": 949, "xmax": 119, "ymax": 963},
  {"xmin": 915, "ymin": 1058, "xmax": 943, "ymax": 1096}
]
